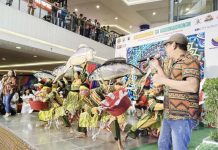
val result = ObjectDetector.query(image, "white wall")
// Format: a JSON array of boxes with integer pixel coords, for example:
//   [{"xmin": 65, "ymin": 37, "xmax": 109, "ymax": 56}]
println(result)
[{"xmin": 0, "ymin": 3, "xmax": 115, "ymax": 63}]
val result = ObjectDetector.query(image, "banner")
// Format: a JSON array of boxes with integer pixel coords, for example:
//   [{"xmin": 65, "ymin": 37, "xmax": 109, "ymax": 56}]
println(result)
[{"xmin": 115, "ymin": 10, "xmax": 218, "ymax": 78}]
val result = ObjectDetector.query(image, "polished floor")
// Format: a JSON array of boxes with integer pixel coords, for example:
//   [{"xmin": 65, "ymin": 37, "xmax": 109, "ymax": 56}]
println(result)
[{"xmin": 0, "ymin": 113, "xmax": 156, "ymax": 150}]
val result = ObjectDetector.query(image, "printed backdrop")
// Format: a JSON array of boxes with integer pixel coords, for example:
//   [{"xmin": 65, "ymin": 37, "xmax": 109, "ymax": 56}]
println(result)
[{"xmin": 115, "ymin": 10, "xmax": 218, "ymax": 78}]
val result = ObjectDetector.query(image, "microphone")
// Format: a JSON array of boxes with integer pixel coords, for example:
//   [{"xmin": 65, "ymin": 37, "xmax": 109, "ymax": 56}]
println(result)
[{"xmin": 138, "ymin": 54, "xmax": 160, "ymax": 63}]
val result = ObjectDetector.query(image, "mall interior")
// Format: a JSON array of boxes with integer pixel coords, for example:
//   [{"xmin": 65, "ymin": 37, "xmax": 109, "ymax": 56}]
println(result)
[{"xmin": 0, "ymin": 0, "xmax": 218, "ymax": 150}]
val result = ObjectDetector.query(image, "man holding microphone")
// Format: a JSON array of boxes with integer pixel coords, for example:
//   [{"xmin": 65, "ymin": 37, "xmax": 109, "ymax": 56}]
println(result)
[{"xmin": 151, "ymin": 33, "xmax": 200, "ymax": 150}]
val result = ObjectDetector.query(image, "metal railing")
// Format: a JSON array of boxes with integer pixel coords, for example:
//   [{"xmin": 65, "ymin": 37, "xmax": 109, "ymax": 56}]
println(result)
[{"xmin": 0, "ymin": 0, "xmax": 120, "ymax": 48}]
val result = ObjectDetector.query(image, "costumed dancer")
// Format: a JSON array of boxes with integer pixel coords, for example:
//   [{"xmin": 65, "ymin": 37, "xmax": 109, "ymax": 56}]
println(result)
[
  {"xmin": 77, "ymin": 82, "xmax": 109, "ymax": 138},
  {"xmin": 38, "ymin": 82, "xmax": 64, "ymax": 129},
  {"xmin": 63, "ymin": 71, "xmax": 82, "ymax": 123},
  {"xmin": 101, "ymin": 82, "xmax": 131, "ymax": 150},
  {"xmin": 125, "ymin": 83, "xmax": 164, "ymax": 139},
  {"xmin": 77, "ymin": 83, "xmax": 92, "ymax": 137}
]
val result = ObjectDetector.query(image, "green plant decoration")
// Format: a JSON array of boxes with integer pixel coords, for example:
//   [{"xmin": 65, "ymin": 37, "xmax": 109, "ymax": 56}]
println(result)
[{"xmin": 203, "ymin": 78, "xmax": 218, "ymax": 141}]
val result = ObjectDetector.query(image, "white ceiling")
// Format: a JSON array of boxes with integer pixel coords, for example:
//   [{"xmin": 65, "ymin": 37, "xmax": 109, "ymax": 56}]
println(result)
[
  {"xmin": 0, "ymin": 39, "xmax": 68, "ymax": 74},
  {"xmin": 67, "ymin": 0, "xmax": 169, "ymax": 34}
]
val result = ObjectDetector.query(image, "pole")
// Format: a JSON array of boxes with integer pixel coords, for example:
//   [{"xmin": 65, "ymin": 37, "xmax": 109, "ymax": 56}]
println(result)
[
  {"xmin": 18, "ymin": 0, "xmax": 21, "ymax": 10},
  {"xmin": 169, "ymin": 0, "xmax": 175, "ymax": 23}
]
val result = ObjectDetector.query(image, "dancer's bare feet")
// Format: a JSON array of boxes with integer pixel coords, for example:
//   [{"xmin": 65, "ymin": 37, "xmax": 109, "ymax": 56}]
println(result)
[
  {"xmin": 117, "ymin": 139, "xmax": 124, "ymax": 150},
  {"xmin": 75, "ymin": 132, "xmax": 87, "ymax": 138}
]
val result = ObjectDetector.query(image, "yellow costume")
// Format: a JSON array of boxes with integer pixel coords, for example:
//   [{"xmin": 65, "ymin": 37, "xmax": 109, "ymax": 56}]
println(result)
[
  {"xmin": 38, "ymin": 87, "xmax": 64, "ymax": 122},
  {"xmin": 63, "ymin": 79, "xmax": 82, "ymax": 113}
]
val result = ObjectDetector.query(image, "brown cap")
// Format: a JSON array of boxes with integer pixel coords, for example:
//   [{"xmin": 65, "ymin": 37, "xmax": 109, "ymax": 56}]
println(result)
[{"xmin": 163, "ymin": 33, "xmax": 188, "ymax": 46}]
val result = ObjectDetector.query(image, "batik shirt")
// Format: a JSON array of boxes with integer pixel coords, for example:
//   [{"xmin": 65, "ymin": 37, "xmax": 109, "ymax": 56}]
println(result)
[{"xmin": 163, "ymin": 53, "xmax": 200, "ymax": 120}]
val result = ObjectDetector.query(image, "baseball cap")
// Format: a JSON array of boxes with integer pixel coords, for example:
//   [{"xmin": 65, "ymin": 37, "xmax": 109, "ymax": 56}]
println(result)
[{"xmin": 163, "ymin": 33, "xmax": 188, "ymax": 46}]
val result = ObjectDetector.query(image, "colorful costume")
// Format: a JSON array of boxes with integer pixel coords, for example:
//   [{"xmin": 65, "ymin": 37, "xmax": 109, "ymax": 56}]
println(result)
[
  {"xmin": 126, "ymin": 85, "xmax": 164, "ymax": 139},
  {"xmin": 78, "ymin": 85, "xmax": 104, "ymax": 130},
  {"xmin": 63, "ymin": 79, "xmax": 82, "ymax": 113},
  {"xmin": 38, "ymin": 87, "xmax": 64, "ymax": 122}
]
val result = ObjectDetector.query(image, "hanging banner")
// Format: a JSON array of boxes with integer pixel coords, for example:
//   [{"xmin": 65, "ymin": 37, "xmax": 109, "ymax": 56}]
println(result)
[
  {"xmin": 24, "ymin": 0, "xmax": 52, "ymax": 12},
  {"xmin": 115, "ymin": 10, "xmax": 218, "ymax": 78}
]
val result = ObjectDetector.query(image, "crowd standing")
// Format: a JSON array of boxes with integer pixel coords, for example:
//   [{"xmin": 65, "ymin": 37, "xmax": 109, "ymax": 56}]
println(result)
[{"xmin": 4, "ymin": 0, "xmax": 122, "ymax": 48}]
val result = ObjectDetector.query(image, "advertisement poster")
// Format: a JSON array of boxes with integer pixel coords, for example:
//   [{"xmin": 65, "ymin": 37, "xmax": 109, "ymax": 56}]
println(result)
[{"xmin": 116, "ymin": 10, "xmax": 218, "ymax": 78}]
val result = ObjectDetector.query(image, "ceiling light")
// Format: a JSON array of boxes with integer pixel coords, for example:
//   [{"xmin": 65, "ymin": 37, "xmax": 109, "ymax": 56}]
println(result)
[
  {"xmin": 0, "ymin": 61, "xmax": 66, "ymax": 68},
  {"xmin": 2, "ymin": 58, "xmax": 6, "ymax": 61},
  {"xmin": 96, "ymin": 5, "xmax": 100, "ymax": 9},
  {"xmin": 115, "ymin": 17, "xmax": 118, "ymax": 20},
  {"xmin": 33, "ymin": 55, "xmax": 38, "ymax": 58},
  {"xmin": 16, "ymin": 46, "xmax": 21, "ymax": 49},
  {"xmin": 152, "ymin": 12, "xmax": 156, "ymax": 16},
  {"xmin": 74, "ymin": 8, "xmax": 78, "ymax": 12},
  {"xmin": 129, "ymin": 25, "xmax": 133, "ymax": 29},
  {"xmin": 0, "ymin": 70, "xmax": 38, "ymax": 73},
  {"xmin": 122, "ymin": 0, "xmax": 162, "ymax": 6},
  {"xmin": 186, "ymin": 8, "xmax": 190, "ymax": 11}
]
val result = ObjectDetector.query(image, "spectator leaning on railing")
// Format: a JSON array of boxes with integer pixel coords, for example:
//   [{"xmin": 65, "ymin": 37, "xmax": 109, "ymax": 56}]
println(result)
[
  {"xmin": 43, "ymin": 12, "xmax": 52, "ymax": 22},
  {"xmin": 6, "ymin": 0, "xmax": 13, "ymax": 6},
  {"xmin": 58, "ymin": 5, "xmax": 68, "ymax": 28},
  {"xmin": 3, "ymin": 0, "xmax": 122, "ymax": 47},
  {"xmin": 51, "ymin": 2, "xmax": 59, "ymax": 25},
  {"xmin": 28, "ymin": 0, "xmax": 36, "ymax": 16},
  {"xmin": 80, "ymin": 16, "xmax": 86, "ymax": 36},
  {"xmin": 84, "ymin": 19, "xmax": 91, "ymax": 38},
  {"xmin": 65, "ymin": 12, "xmax": 71, "ymax": 30},
  {"xmin": 95, "ymin": 22, "xmax": 101, "ymax": 41},
  {"xmin": 71, "ymin": 12, "xmax": 78, "ymax": 32},
  {"xmin": 38, "ymin": 1, "xmax": 122, "ymax": 47}
]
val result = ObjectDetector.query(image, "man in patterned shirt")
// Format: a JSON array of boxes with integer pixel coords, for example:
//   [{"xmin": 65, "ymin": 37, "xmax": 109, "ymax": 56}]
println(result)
[{"xmin": 151, "ymin": 33, "xmax": 200, "ymax": 150}]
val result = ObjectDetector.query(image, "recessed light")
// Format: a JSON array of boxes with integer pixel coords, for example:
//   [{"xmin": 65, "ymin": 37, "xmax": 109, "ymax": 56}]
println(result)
[
  {"xmin": 152, "ymin": 12, "xmax": 156, "ymax": 16},
  {"xmin": 74, "ymin": 8, "xmax": 78, "ymax": 12},
  {"xmin": 2, "ymin": 58, "xmax": 6, "ymax": 61},
  {"xmin": 129, "ymin": 25, "xmax": 133, "ymax": 29},
  {"xmin": 96, "ymin": 5, "xmax": 100, "ymax": 9},
  {"xmin": 16, "ymin": 46, "xmax": 21, "ymax": 49},
  {"xmin": 186, "ymin": 8, "xmax": 190, "ymax": 11},
  {"xmin": 115, "ymin": 17, "xmax": 118, "ymax": 20},
  {"xmin": 33, "ymin": 55, "xmax": 38, "ymax": 58}
]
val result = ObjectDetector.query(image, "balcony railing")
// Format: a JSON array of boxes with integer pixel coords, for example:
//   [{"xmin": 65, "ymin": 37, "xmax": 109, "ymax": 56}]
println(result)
[{"xmin": 0, "ymin": 0, "xmax": 120, "ymax": 48}]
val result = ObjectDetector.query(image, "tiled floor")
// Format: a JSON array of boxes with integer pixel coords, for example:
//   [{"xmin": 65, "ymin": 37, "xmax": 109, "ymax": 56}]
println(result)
[{"xmin": 0, "ymin": 113, "xmax": 156, "ymax": 150}]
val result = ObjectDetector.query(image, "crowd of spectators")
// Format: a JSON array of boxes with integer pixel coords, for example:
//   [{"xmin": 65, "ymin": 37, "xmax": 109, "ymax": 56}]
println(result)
[
  {"xmin": 42, "ymin": 2, "xmax": 121, "ymax": 47},
  {"xmin": 4, "ymin": 0, "xmax": 122, "ymax": 48}
]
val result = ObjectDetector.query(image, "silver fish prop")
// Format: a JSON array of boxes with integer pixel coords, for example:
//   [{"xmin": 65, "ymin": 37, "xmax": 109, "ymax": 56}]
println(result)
[
  {"xmin": 89, "ymin": 62, "xmax": 143, "ymax": 81},
  {"xmin": 53, "ymin": 45, "xmax": 95, "ymax": 83},
  {"xmin": 52, "ymin": 65, "xmax": 83, "ymax": 79},
  {"xmin": 34, "ymin": 71, "xmax": 55, "ymax": 80}
]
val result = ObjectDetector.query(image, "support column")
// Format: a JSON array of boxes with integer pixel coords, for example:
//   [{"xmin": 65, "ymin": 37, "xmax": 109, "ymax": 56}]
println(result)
[
  {"xmin": 214, "ymin": 0, "xmax": 218, "ymax": 11},
  {"xmin": 169, "ymin": 0, "xmax": 175, "ymax": 23}
]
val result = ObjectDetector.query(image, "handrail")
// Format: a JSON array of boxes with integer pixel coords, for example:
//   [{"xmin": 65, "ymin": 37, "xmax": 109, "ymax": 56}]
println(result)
[{"xmin": 0, "ymin": 0, "xmax": 121, "ymax": 48}]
